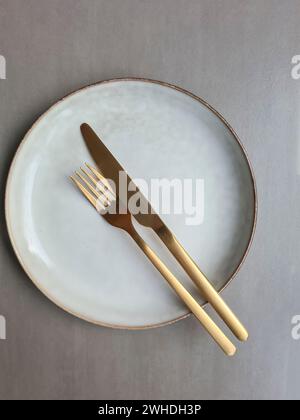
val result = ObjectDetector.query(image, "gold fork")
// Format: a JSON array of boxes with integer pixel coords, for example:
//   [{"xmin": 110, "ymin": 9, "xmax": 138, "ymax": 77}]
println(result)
[{"xmin": 70, "ymin": 164, "xmax": 236, "ymax": 356}]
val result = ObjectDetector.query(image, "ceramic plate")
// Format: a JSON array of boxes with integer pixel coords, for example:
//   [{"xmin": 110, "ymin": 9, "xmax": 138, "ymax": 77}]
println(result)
[{"xmin": 5, "ymin": 78, "xmax": 256, "ymax": 329}]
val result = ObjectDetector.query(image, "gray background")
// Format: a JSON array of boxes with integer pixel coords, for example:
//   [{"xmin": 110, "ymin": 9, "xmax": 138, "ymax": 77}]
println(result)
[{"xmin": 0, "ymin": 0, "xmax": 299, "ymax": 400}]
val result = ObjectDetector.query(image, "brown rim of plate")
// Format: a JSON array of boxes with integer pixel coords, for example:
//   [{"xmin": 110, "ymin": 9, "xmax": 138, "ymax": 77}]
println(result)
[{"xmin": 5, "ymin": 77, "xmax": 258, "ymax": 330}]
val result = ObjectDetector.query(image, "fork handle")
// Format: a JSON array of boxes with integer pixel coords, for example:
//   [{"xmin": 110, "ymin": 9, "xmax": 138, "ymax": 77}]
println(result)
[
  {"xmin": 157, "ymin": 227, "xmax": 248, "ymax": 341},
  {"xmin": 129, "ymin": 229, "xmax": 236, "ymax": 356}
]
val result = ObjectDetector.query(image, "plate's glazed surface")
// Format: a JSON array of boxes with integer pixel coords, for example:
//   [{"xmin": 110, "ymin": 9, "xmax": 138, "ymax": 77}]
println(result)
[{"xmin": 5, "ymin": 79, "xmax": 256, "ymax": 328}]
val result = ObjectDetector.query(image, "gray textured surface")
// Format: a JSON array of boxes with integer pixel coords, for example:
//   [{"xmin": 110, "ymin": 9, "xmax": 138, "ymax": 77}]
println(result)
[{"xmin": 0, "ymin": 0, "xmax": 299, "ymax": 400}]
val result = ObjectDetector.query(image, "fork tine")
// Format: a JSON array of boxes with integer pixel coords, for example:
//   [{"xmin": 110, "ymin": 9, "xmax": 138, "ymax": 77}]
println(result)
[
  {"xmin": 80, "ymin": 166, "xmax": 97, "ymax": 187},
  {"xmin": 76, "ymin": 171, "xmax": 111, "ymax": 210},
  {"xmin": 85, "ymin": 163, "xmax": 114, "ymax": 194},
  {"xmin": 70, "ymin": 176, "xmax": 97, "ymax": 208},
  {"xmin": 77, "ymin": 170, "xmax": 110, "ymax": 207},
  {"xmin": 80, "ymin": 166, "xmax": 111, "ymax": 199},
  {"xmin": 76, "ymin": 171, "xmax": 101, "ymax": 199},
  {"xmin": 84, "ymin": 163, "xmax": 116, "ymax": 204}
]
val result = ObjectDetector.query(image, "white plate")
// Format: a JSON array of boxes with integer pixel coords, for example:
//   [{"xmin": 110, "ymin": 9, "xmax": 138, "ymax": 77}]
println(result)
[{"xmin": 5, "ymin": 78, "xmax": 256, "ymax": 329}]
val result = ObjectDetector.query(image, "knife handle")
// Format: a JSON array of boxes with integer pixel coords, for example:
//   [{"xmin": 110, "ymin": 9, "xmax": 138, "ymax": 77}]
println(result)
[
  {"xmin": 157, "ymin": 227, "xmax": 248, "ymax": 341},
  {"xmin": 129, "ymin": 229, "xmax": 236, "ymax": 356}
]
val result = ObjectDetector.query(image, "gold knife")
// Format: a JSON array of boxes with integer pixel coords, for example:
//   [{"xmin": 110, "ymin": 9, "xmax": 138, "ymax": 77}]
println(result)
[{"xmin": 80, "ymin": 123, "xmax": 248, "ymax": 341}]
